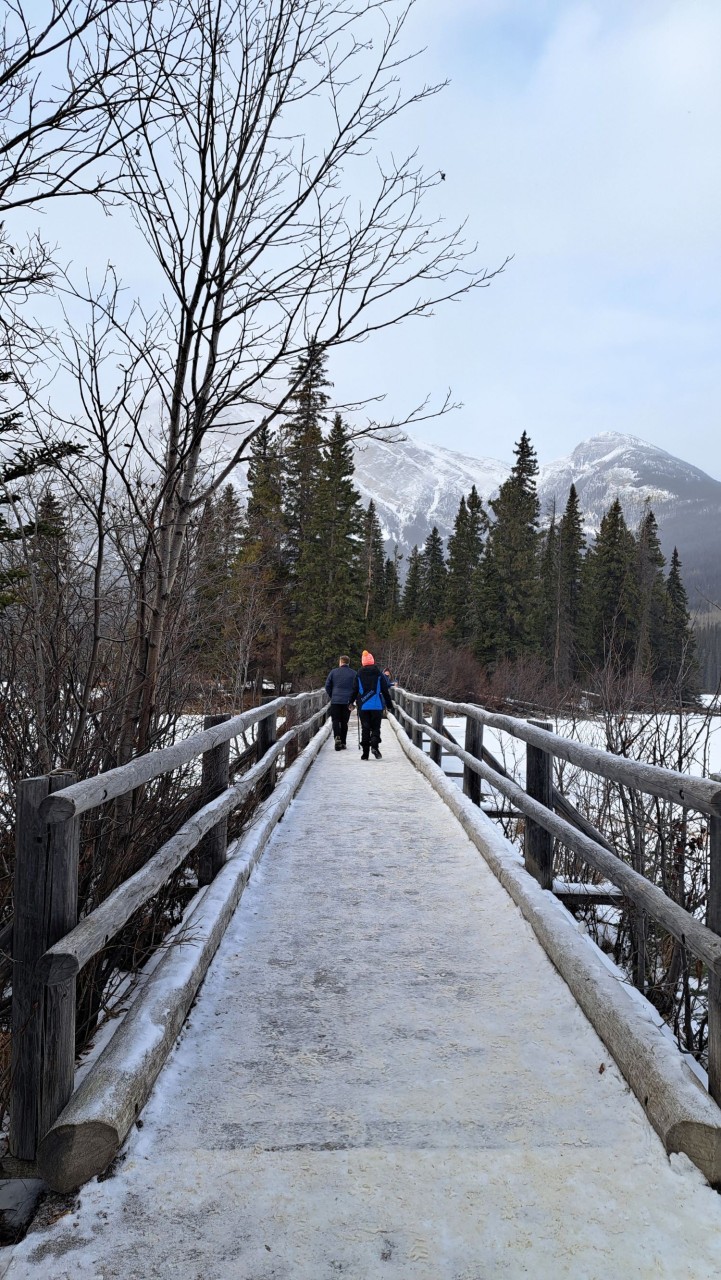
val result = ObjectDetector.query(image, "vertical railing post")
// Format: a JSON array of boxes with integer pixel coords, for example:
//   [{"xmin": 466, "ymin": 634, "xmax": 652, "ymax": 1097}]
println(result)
[
  {"xmin": 197, "ymin": 715, "xmax": 231, "ymax": 887},
  {"xmin": 463, "ymin": 715, "xmax": 483, "ymax": 806},
  {"xmin": 525, "ymin": 719, "xmax": 554, "ymax": 890},
  {"xmin": 256, "ymin": 703, "xmax": 277, "ymax": 798},
  {"xmin": 285, "ymin": 699, "xmax": 299, "ymax": 766},
  {"xmin": 429, "ymin": 703, "xmax": 443, "ymax": 767},
  {"xmin": 412, "ymin": 697, "xmax": 424, "ymax": 750},
  {"xmin": 11, "ymin": 770, "xmax": 79, "ymax": 1162},
  {"xmin": 708, "ymin": 775, "xmax": 721, "ymax": 1106}
]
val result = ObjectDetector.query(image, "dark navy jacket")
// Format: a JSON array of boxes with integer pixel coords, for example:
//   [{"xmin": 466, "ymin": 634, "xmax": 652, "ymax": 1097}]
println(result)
[
  {"xmin": 352, "ymin": 665, "xmax": 394, "ymax": 713},
  {"xmin": 325, "ymin": 665, "xmax": 357, "ymax": 705}
]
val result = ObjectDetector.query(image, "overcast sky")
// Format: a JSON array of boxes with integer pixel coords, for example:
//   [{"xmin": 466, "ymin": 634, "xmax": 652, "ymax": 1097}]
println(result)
[{"xmin": 331, "ymin": 0, "xmax": 721, "ymax": 475}]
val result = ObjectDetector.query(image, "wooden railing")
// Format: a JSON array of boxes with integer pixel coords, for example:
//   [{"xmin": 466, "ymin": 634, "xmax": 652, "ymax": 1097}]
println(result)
[
  {"xmin": 392, "ymin": 687, "xmax": 721, "ymax": 1106},
  {"xmin": 10, "ymin": 690, "xmax": 328, "ymax": 1163}
]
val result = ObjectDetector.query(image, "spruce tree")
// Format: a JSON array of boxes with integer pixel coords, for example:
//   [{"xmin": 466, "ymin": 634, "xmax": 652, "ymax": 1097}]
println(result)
[
  {"xmin": 0, "ymin": 373, "xmax": 80, "ymax": 606},
  {"xmin": 291, "ymin": 413, "xmax": 364, "ymax": 676},
  {"xmin": 282, "ymin": 341, "xmax": 330, "ymax": 577},
  {"xmin": 475, "ymin": 431, "xmax": 541, "ymax": 665},
  {"xmin": 661, "ymin": 548, "xmax": 698, "ymax": 700},
  {"xmin": 634, "ymin": 504, "xmax": 667, "ymax": 682},
  {"xmin": 447, "ymin": 486, "xmax": 487, "ymax": 645},
  {"xmin": 556, "ymin": 483, "xmax": 586, "ymax": 682},
  {"xmin": 419, "ymin": 525, "xmax": 447, "ymax": 625},
  {"xmin": 238, "ymin": 425, "xmax": 286, "ymax": 688},
  {"xmin": 582, "ymin": 498, "xmax": 639, "ymax": 674},
  {"xmin": 194, "ymin": 485, "xmax": 244, "ymax": 677},
  {"xmin": 539, "ymin": 512, "xmax": 560, "ymax": 670},
  {"xmin": 402, "ymin": 545, "xmax": 422, "ymax": 621},
  {"xmin": 382, "ymin": 549, "xmax": 402, "ymax": 628},
  {"xmin": 361, "ymin": 500, "xmax": 386, "ymax": 625}
]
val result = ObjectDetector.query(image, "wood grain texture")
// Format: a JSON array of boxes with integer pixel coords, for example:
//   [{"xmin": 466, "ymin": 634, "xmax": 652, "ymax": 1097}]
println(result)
[
  {"xmin": 197, "ymin": 714, "xmax": 231, "ymax": 887},
  {"xmin": 525, "ymin": 720, "xmax": 553, "ymax": 890},
  {"xmin": 10, "ymin": 773, "xmax": 79, "ymax": 1160}
]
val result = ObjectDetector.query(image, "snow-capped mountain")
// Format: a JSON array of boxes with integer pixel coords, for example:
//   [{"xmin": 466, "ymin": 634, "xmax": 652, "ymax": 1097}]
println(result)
[
  {"xmin": 352, "ymin": 434, "xmax": 508, "ymax": 553},
  {"xmin": 352, "ymin": 431, "xmax": 721, "ymax": 607}
]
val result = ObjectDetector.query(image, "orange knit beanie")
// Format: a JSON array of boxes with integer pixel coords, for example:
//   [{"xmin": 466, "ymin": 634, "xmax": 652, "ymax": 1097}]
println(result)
[{"xmin": 361, "ymin": 650, "xmax": 374, "ymax": 666}]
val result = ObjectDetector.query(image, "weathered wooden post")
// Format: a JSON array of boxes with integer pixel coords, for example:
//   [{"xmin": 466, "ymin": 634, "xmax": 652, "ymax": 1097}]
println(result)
[
  {"xmin": 412, "ymin": 697, "xmax": 424, "ymax": 750},
  {"xmin": 11, "ymin": 771, "xmax": 79, "ymax": 1162},
  {"xmin": 256, "ymin": 703, "xmax": 277, "ymax": 797},
  {"xmin": 463, "ymin": 715, "xmax": 483, "ymax": 806},
  {"xmin": 525, "ymin": 719, "xmax": 554, "ymax": 890},
  {"xmin": 197, "ymin": 715, "xmax": 231, "ymax": 887},
  {"xmin": 284, "ymin": 699, "xmax": 299, "ymax": 766},
  {"xmin": 708, "ymin": 775, "xmax": 721, "ymax": 1106},
  {"xmin": 429, "ymin": 704, "xmax": 444, "ymax": 767}
]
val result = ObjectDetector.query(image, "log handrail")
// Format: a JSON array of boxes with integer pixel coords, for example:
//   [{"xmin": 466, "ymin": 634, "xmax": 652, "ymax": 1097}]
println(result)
[
  {"xmin": 37, "ymin": 713, "xmax": 325, "ymax": 986},
  {"xmin": 395, "ymin": 688, "xmax": 721, "ymax": 817},
  {"xmin": 10, "ymin": 691, "xmax": 327, "ymax": 1159},
  {"xmin": 392, "ymin": 697, "xmax": 721, "ymax": 976},
  {"xmin": 38, "ymin": 691, "xmax": 318, "ymax": 823}
]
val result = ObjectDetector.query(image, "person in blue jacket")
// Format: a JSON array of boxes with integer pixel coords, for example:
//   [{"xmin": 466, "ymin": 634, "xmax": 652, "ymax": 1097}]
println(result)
[
  {"xmin": 325, "ymin": 654, "xmax": 357, "ymax": 750},
  {"xmin": 352, "ymin": 650, "xmax": 394, "ymax": 760}
]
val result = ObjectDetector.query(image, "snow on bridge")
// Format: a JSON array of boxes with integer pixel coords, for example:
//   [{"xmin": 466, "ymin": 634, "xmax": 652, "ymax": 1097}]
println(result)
[{"xmin": 5, "ymin": 720, "xmax": 721, "ymax": 1279}]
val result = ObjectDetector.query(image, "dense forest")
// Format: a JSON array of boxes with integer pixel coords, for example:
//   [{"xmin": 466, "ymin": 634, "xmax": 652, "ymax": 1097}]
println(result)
[{"xmin": 192, "ymin": 348, "xmax": 699, "ymax": 708}]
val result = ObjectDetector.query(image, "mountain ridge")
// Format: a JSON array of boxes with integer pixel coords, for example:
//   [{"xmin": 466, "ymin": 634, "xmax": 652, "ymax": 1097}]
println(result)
[{"xmin": 350, "ymin": 431, "xmax": 721, "ymax": 608}]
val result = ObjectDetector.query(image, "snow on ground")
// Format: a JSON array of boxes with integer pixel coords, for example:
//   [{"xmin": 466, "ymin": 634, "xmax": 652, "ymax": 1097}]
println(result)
[{"xmin": 4, "ymin": 725, "xmax": 721, "ymax": 1279}]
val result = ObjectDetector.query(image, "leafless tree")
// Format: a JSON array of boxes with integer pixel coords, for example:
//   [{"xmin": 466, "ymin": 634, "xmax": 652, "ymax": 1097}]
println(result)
[{"xmin": 46, "ymin": 0, "xmax": 506, "ymax": 760}]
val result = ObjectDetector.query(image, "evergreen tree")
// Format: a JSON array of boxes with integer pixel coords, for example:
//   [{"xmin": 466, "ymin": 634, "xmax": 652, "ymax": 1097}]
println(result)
[
  {"xmin": 447, "ymin": 485, "xmax": 487, "ymax": 645},
  {"xmin": 238, "ymin": 425, "xmax": 286, "ymax": 687},
  {"xmin": 661, "ymin": 547, "xmax": 698, "ymax": 700},
  {"xmin": 0, "ymin": 373, "xmax": 80, "ymax": 606},
  {"xmin": 291, "ymin": 413, "xmax": 364, "ymax": 676},
  {"xmin": 402, "ymin": 545, "xmax": 422, "ymax": 620},
  {"xmin": 419, "ymin": 525, "xmax": 447, "ymax": 625},
  {"xmin": 555, "ymin": 483, "xmax": 586, "ymax": 682},
  {"xmin": 360, "ymin": 500, "xmax": 386, "ymax": 625},
  {"xmin": 282, "ymin": 341, "xmax": 330, "ymax": 577},
  {"xmin": 539, "ymin": 511, "xmax": 560, "ymax": 667},
  {"xmin": 475, "ymin": 431, "xmax": 541, "ymax": 665},
  {"xmin": 382, "ymin": 548, "xmax": 402, "ymax": 628},
  {"xmin": 634, "ymin": 504, "xmax": 667, "ymax": 681},
  {"xmin": 582, "ymin": 498, "xmax": 639, "ymax": 674},
  {"xmin": 194, "ymin": 485, "xmax": 244, "ymax": 676}
]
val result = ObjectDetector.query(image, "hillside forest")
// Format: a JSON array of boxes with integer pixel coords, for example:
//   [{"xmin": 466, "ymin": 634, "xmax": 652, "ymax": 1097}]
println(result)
[{"xmin": 189, "ymin": 349, "xmax": 698, "ymax": 709}]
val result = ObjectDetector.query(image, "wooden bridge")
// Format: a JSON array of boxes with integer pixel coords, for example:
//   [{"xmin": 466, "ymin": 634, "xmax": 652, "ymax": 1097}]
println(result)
[{"xmin": 4, "ymin": 692, "xmax": 721, "ymax": 1276}]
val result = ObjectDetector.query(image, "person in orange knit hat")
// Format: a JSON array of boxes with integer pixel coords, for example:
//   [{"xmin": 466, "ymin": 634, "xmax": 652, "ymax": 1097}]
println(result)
[{"xmin": 351, "ymin": 651, "xmax": 394, "ymax": 760}]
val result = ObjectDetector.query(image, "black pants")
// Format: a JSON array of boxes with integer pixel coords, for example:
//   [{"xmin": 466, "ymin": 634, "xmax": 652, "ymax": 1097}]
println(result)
[
  {"xmin": 330, "ymin": 703, "xmax": 351, "ymax": 744},
  {"xmin": 359, "ymin": 709, "xmax": 382, "ymax": 756}
]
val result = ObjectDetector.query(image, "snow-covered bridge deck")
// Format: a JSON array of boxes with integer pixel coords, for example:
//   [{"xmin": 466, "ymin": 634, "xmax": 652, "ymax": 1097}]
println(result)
[{"xmin": 6, "ymin": 722, "xmax": 721, "ymax": 1278}]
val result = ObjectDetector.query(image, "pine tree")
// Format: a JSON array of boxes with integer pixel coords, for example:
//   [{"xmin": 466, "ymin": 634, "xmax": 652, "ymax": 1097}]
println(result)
[
  {"xmin": 446, "ymin": 486, "xmax": 487, "ymax": 645},
  {"xmin": 282, "ymin": 341, "xmax": 330, "ymax": 577},
  {"xmin": 382, "ymin": 549, "xmax": 402, "ymax": 628},
  {"xmin": 475, "ymin": 431, "xmax": 541, "ymax": 665},
  {"xmin": 360, "ymin": 500, "xmax": 386, "ymax": 626},
  {"xmin": 0, "ymin": 373, "xmax": 80, "ymax": 606},
  {"xmin": 634, "ymin": 504, "xmax": 667, "ymax": 681},
  {"xmin": 582, "ymin": 498, "xmax": 639, "ymax": 674},
  {"xmin": 291, "ymin": 413, "xmax": 364, "ymax": 676},
  {"xmin": 419, "ymin": 525, "xmax": 447, "ymax": 625},
  {"xmin": 194, "ymin": 485, "xmax": 244, "ymax": 677},
  {"xmin": 555, "ymin": 483, "xmax": 586, "ymax": 682},
  {"xmin": 238, "ymin": 426, "xmax": 286, "ymax": 689},
  {"xmin": 402, "ymin": 545, "xmax": 422, "ymax": 621},
  {"xmin": 539, "ymin": 511, "xmax": 560, "ymax": 668},
  {"xmin": 661, "ymin": 548, "xmax": 698, "ymax": 700}
]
